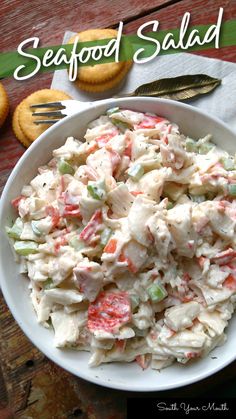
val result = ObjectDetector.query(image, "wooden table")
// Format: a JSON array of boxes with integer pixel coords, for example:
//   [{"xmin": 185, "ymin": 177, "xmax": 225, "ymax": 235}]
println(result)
[{"xmin": 0, "ymin": 1, "xmax": 236, "ymax": 417}]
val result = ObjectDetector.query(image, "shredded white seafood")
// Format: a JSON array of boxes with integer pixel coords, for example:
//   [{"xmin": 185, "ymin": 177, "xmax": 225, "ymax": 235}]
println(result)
[{"xmin": 7, "ymin": 107, "xmax": 236, "ymax": 370}]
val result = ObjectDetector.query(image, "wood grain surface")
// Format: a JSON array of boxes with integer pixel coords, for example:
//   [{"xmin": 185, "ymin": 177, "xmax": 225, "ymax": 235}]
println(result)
[{"xmin": 0, "ymin": 1, "xmax": 236, "ymax": 417}]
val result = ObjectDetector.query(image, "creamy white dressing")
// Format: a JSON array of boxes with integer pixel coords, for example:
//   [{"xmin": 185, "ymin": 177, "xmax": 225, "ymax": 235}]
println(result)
[{"xmin": 8, "ymin": 108, "xmax": 236, "ymax": 370}]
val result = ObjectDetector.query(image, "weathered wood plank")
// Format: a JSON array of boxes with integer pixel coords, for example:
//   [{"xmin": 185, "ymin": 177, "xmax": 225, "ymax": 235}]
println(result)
[
  {"xmin": 123, "ymin": 0, "xmax": 236, "ymax": 62},
  {"xmin": 0, "ymin": 0, "xmax": 175, "ymax": 51}
]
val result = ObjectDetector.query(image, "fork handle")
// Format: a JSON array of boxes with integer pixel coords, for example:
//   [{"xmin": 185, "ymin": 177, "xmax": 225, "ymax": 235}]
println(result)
[{"xmin": 62, "ymin": 98, "xmax": 117, "ymax": 117}]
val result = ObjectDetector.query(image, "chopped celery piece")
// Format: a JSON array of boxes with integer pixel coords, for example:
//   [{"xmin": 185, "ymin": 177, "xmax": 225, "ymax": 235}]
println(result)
[
  {"xmin": 58, "ymin": 159, "xmax": 75, "ymax": 175},
  {"xmin": 87, "ymin": 180, "xmax": 106, "ymax": 200},
  {"xmin": 185, "ymin": 138, "xmax": 198, "ymax": 152},
  {"xmin": 130, "ymin": 295, "xmax": 140, "ymax": 311},
  {"xmin": 198, "ymin": 143, "xmax": 214, "ymax": 155},
  {"xmin": 43, "ymin": 278, "xmax": 55, "ymax": 290},
  {"xmin": 147, "ymin": 282, "xmax": 167, "ymax": 302},
  {"xmin": 111, "ymin": 119, "xmax": 131, "ymax": 132},
  {"xmin": 31, "ymin": 220, "xmax": 42, "ymax": 236},
  {"xmin": 228, "ymin": 184, "xmax": 236, "ymax": 197},
  {"xmin": 128, "ymin": 164, "xmax": 144, "ymax": 181},
  {"xmin": 189, "ymin": 194, "xmax": 206, "ymax": 203},
  {"xmin": 6, "ymin": 218, "xmax": 23, "ymax": 239},
  {"xmin": 87, "ymin": 185, "xmax": 104, "ymax": 200},
  {"xmin": 221, "ymin": 157, "xmax": 235, "ymax": 171},
  {"xmin": 14, "ymin": 241, "xmax": 38, "ymax": 256},
  {"xmin": 106, "ymin": 107, "xmax": 119, "ymax": 116},
  {"xmin": 166, "ymin": 201, "xmax": 174, "ymax": 210},
  {"xmin": 69, "ymin": 236, "xmax": 84, "ymax": 250},
  {"xmin": 100, "ymin": 228, "xmax": 112, "ymax": 246}
]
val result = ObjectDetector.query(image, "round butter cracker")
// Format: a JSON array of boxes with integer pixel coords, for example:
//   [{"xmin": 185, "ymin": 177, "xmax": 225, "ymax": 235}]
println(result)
[
  {"xmin": 74, "ymin": 60, "xmax": 133, "ymax": 92},
  {"xmin": 18, "ymin": 89, "xmax": 71, "ymax": 142},
  {"xmin": 0, "ymin": 82, "xmax": 9, "ymax": 127},
  {"xmin": 12, "ymin": 102, "xmax": 32, "ymax": 148},
  {"xmin": 68, "ymin": 29, "xmax": 125, "ymax": 84}
]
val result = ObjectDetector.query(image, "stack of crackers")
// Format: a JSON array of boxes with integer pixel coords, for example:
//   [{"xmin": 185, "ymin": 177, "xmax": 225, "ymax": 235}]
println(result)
[{"xmin": 68, "ymin": 28, "xmax": 132, "ymax": 92}]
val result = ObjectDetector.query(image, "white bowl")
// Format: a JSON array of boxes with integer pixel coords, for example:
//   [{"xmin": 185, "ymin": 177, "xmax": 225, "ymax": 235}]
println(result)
[{"xmin": 0, "ymin": 97, "xmax": 236, "ymax": 391}]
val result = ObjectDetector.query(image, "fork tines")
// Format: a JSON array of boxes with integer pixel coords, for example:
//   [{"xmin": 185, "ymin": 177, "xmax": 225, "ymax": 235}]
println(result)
[
  {"xmin": 30, "ymin": 101, "xmax": 66, "ymax": 124},
  {"xmin": 33, "ymin": 119, "xmax": 62, "ymax": 125},
  {"xmin": 31, "ymin": 110, "xmax": 65, "ymax": 117},
  {"xmin": 30, "ymin": 101, "xmax": 66, "ymax": 109}
]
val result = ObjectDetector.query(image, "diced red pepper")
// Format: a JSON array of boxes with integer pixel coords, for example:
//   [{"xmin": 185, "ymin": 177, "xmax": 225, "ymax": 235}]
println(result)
[
  {"xmin": 223, "ymin": 274, "xmax": 236, "ymax": 291},
  {"xmin": 87, "ymin": 143, "xmax": 98, "ymax": 154},
  {"xmin": 138, "ymin": 114, "xmax": 166, "ymax": 129},
  {"xmin": 63, "ymin": 204, "xmax": 81, "ymax": 218},
  {"xmin": 79, "ymin": 209, "xmax": 102, "ymax": 243},
  {"xmin": 96, "ymin": 131, "xmax": 118, "ymax": 148},
  {"xmin": 118, "ymin": 252, "xmax": 138, "ymax": 273},
  {"xmin": 130, "ymin": 191, "xmax": 144, "ymax": 196},
  {"xmin": 118, "ymin": 252, "xmax": 126, "ymax": 263},
  {"xmin": 88, "ymin": 291, "xmax": 131, "ymax": 333},
  {"xmin": 11, "ymin": 195, "xmax": 26, "ymax": 210},
  {"xmin": 104, "ymin": 238, "xmax": 117, "ymax": 254},
  {"xmin": 124, "ymin": 138, "xmax": 132, "ymax": 159},
  {"xmin": 46, "ymin": 206, "xmax": 60, "ymax": 228},
  {"xmin": 127, "ymin": 259, "xmax": 138, "ymax": 274}
]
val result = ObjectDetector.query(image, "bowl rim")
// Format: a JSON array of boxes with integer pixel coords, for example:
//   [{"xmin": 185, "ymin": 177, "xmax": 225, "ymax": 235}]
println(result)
[{"xmin": 0, "ymin": 96, "xmax": 236, "ymax": 391}]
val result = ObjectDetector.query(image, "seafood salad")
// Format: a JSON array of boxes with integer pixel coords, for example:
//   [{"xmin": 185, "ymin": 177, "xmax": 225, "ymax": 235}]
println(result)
[{"xmin": 7, "ymin": 107, "xmax": 236, "ymax": 370}]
